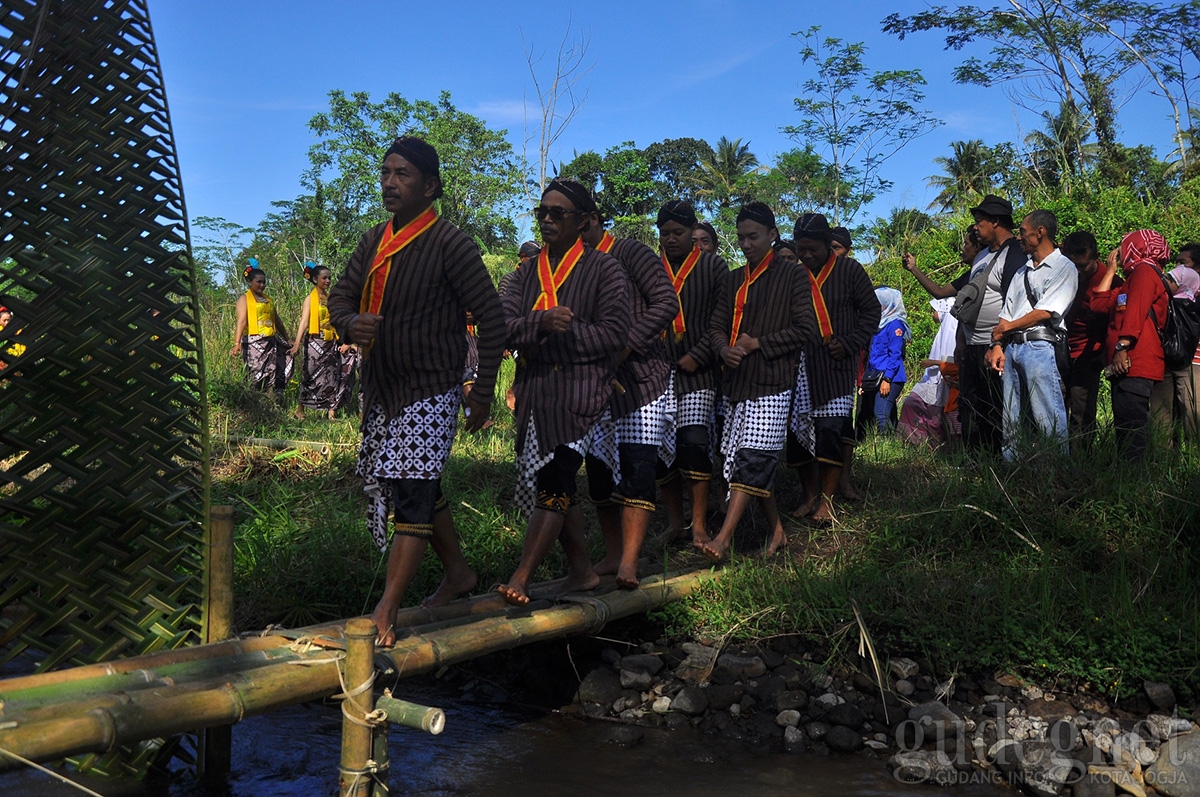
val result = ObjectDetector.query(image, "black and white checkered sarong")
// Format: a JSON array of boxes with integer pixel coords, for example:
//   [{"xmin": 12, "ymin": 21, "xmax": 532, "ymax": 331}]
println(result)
[
  {"xmin": 358, "ymin": 390, "xmax": 460, "ymax": 550},
  {"xmin": 514, "ymin": 417, "xmax": 592, "ymax": 519},
  {"xmin": 589, "ymin": 383, "xmax": 677, "ymax": 491},
  {"xmin": 721, "ymin": 390, "xmax": 791, "ymax": 487}
]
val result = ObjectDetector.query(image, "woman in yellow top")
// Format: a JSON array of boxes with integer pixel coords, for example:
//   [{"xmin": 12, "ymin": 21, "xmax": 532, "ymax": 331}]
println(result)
[
  {"xmin": 290, "ymin": 261, "xmax": 357, "ymax": 418},
  {"xmin": 0, "ymin": 305, "xmax": 26, "ymax": 373},
  {"xmin": 231, "ymin": 260, "xmax": 293, "ymax": 397}
]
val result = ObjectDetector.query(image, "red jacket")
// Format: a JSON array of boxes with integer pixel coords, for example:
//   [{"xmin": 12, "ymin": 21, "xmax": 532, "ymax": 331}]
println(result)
[{"xmin": 1089, "ymin": 263, "xmax": 1168, "ymax": 381}]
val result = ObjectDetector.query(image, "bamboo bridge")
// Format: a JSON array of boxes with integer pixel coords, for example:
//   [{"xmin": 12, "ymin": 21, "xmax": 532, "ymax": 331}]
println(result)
[{"xmin": 0, "ymin": 565, "xmax": 718, "ymax": 777}]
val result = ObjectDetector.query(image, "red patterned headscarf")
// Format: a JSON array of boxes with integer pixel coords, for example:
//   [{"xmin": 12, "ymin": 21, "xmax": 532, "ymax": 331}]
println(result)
[{"xmin": 1119, "ymin": 229, "xmax": 1170, "ymax": 275}]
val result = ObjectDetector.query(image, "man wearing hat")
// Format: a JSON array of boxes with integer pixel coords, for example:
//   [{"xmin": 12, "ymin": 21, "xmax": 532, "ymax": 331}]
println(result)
[
  {"xmin": 329, "ymin": 136, "xmax": 506, "ymax": 645},
  {"xmin": 579, "ymin": 199, "xmax": 678, "ymax": 588},
  {"xmin": 956, "ymin": 194, "xmax": 1028, "ymax": 454},
  {"xmin": 786, "ymin": 213, "xmax": 879, "ymax": 524}
]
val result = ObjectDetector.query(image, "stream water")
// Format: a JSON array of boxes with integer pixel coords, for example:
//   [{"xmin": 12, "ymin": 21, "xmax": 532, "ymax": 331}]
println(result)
[{"xmin": 5, "ymin": 679, "xmax": 1017, "ymax": 796}]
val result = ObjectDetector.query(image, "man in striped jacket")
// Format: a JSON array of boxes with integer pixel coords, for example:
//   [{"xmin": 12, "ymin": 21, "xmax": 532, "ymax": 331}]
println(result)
[{"xmin": 329, "ymin": 137, "xmax": 505, "ymax": 646}]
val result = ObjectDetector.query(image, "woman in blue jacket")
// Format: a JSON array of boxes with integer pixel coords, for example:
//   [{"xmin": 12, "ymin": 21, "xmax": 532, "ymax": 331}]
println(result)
[{"xmin": 865, "ymin": 287, "xmax": 912, "ymax": 432}]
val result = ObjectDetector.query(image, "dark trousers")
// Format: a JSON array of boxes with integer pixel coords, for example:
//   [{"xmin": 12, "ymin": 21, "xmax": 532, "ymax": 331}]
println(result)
[
  {"xmin": 1065, "ymin": 353, "xmax": 1103, "ymax": 453},
  {"xmin": 1111, "ymin": 376, "xmax": 1154, "ymax": 462},
  {"xmin": 959, "ymin": 343, "xmax": 1004, "ymax": 455}
]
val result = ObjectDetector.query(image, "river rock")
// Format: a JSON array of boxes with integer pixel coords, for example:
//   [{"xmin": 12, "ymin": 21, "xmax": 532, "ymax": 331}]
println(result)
[
  {"xmin": 706, "ymin": 684, "xmax": 743, "ymax": 711},
  {"xmin": 891, "ymin": 750, "xmax": 959, "ymax": 785},
  {"xmin": 825, "ymin": 725, "xmax": 864, "ymax": 753},
  {"xmin": 651, "ymin": 696, "xmax": 671, "ymax": 714},
  {"xmin": 784, "ymin": 725, "xmax": 807, "ymax": 753},
  {"xmin": 717, "ymin": 653, "xmax": 766, "ymax": 679},
  {"xmin": 604, "ymin": 725, "xmax": 645, "ymax": 748},
  {"xmin": 813, "ymin": 692, "xmax": 844, "ymax": 712},
  {"xmin": 776, "ymin": 709, "xmax": 801, "ymax": 728},
  {"xmin": 890, "ymin": 657, "xmax": 919, "ymax": 679},
  {"xmin": 578, "ymin": 668, "xmax": 624, "ymax": 707},
  {"xmin": 759, "ymin": 647, "xmax": 785, "ymax": 669},
  {"xmin": 1015, "ymin": 739, "xmax": 1074, "ymax": 797},
  {"xmin": 1146, "ymin": 714, "xmax": 1194, "ymax": 741},
  {"xmin": 1027, "ymin": 698, "xmax": 1076, "ymax": 723},
  {"xmin": 1144, "ymin": 681, "xmax": 1177, "ymax": 712},
  {"xmin": 619, "ymin": 654, "xmax": 664, "ymax": 676},
  {"xmin": 824, "ymin": 702, "xmax": 867, "ymax": 730},
  {"xmin": 990, "ymin": 739, "xmax": 1023, "ymax": 776},
  {"xmin": 1093, "ymin": 717, "xmax": 1122, "ymax": 736},
  {"xmin": 1073, "ymin": 771, "xmax": 1118, "ymax": 797},
  {"xmin": 746, "ymin": 675, "xmax": 786, "ymax": 705},
  {"xmin": 671, "ymin": 686, "xmax": 708, "ymax": 716},
  {"xmin": 804, "ymin": 721, "xmax": 831, "ymax": 742},
  {"xmin": 776, "ymin": 690, "xmax": 808, "ymax": 712},
  {"xmin": 895, "ymin": 679, "xmax": 915, "ymax": 696},
  {"xmin": 620, "ymin": 668, "xmax": 654, "ymax": 691},
  {"xmin": 1113, "ymin": 732, "xmax": 1151, "ymax": 772},
  {"xmin": 909, "ymin": 701, "xmax": 965, "ymax": 739},
  {"xmin": 1148, "ymin": 732, "xmax": 1200, "ymax": 797}
]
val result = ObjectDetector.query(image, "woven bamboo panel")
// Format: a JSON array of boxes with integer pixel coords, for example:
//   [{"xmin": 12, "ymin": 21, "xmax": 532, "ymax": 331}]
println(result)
[{"xmin": 0, "ymin": 0, "xmax": 209, "ymax": 696}]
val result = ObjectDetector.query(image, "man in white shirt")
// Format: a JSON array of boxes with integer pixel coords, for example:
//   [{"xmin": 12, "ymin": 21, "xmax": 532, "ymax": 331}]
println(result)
[{"xmin": 985, "ymin": 210, "xmax": 1077, "ymax": 461}]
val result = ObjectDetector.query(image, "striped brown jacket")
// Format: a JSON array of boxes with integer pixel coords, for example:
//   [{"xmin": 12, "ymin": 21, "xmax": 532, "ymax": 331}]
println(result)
[
  {"xmin": 328, "ymin": 217, "xmax": 505, "ymax": 418},
  {"xmin": 665, "ymin": 251, "xmax": 727, "ymax": 397},
  {"xmin": 607, "ymin": 237, "xmax": 677, "ymax": 419},
  {"xmin": 804, "ymin": 255, "xmax": 881, "ymax": 406},
  {"xmin": 504, "ymin": 247, "xmax": 629, "ymax": 456},
  {"xmin": 709, "ymin": 260, "xmax": 818, "ymax": 404}
]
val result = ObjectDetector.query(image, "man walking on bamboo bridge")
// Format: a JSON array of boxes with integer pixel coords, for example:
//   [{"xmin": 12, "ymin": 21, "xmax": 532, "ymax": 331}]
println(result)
[{"xmin": 329, "ymin": 136, "xmax": 505, "ymax": 647}]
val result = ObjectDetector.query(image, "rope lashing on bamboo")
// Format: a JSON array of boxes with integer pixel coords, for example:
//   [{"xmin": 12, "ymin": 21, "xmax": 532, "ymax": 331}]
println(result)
[
  {"xmin": 339, "ymin": 759, "xmax": 387, "ymax": 794},
  {"xmin": 0, "ymin": 746, "xmax": 106, "ymax": 797},
  {"xmin": 557, "ymin": 594, "xmax": 612, "ymax": 634},
  {"xmin": 334, "ymin": 658, "xmax": 387, "ymax": 728}
]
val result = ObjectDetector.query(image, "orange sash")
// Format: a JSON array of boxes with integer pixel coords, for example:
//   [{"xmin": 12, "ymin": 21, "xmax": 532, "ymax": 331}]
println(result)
[
  {"xmin": 360, "ymin": 206, "xmax": 438, "ymax": 316},
  {"xmin": 596, "ymin": 231, "xmax": 616, "ymax": 253},
  {"xmin": 810, "ymin": 253, "xmax": 837, "ymax": 342},
  {"xmin": 730, "ymin": 250, "xmax": 774, "ymax": 347},
  {"xmin": 663, "ymin": 247, "xmax": 701, "ymax": 341},
  {"xmin": 533, "ymin": 238, "xmax": 586, "ymax": 311}
]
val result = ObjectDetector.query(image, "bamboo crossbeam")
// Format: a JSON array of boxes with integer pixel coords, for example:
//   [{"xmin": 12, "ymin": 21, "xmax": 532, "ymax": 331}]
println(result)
[
  {"xmin": 0, "ymin": 568, "xmax": 717, "ymax": 770},
  {"xmin": 375, "ymin": 696, "xmax": 444, "ymax": 735}
]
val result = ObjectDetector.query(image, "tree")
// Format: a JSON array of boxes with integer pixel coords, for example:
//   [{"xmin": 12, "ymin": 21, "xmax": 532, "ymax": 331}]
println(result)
[
  {"xmin": 643, "ymin": 137, "xmax": 713, "ymax": 209},
  {"xmin": 782, "ymin": 26, "xmax": 941, "ymax": 225},
  {"xmin": 523, "ymin": 22, "xmax": 593, "ymax": 200},
  {"xmin": 192, "ymin": 215, "xmax": 253, "ymax": 291},
  {"xmin": 864, "ymin": 207, "xmax": 937, "ymax": 260},
  {"xmin": 1022, "ymin": 100, "xmax": 1099, "ymax": 191},
  {"xmin": 741, "ymin": 146, "xmax": 844, "ymax": 222},
  {"xmin": 305, "ymin": 90, "xmax": 525, "ymax": 265},
  {"xmin": 927, "ymin": 139, "xmax": 1012, "ymax": 212},
  {"xmin": 692, "ymin": 136, "xmax": 760, "ymax": 213},
  {"xmin": 882, "ymin": 1, "xmax": 1158, "ymax": 185}
]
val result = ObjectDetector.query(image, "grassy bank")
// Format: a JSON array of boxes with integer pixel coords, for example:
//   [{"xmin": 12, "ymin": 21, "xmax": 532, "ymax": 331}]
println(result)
[{"xmin": 207, "ymin": 312, "xmax": 1200, "ymax": 701}]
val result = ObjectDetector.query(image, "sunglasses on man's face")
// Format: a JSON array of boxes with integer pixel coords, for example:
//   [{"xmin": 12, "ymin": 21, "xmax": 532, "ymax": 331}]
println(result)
[{"xmin": 534, "ymin": 205, "xmax": 579, "ymax": 222}]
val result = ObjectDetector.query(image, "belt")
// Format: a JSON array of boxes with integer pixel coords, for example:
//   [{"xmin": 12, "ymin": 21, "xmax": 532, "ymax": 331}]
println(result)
[{"xmin": 1006, "ymin": 327, "xmax": 1063, "ymax": 344}]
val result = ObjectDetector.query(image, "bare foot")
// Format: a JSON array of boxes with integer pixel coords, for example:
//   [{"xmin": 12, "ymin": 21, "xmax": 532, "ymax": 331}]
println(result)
[
  {"xmin": 498, "ymin": 581, "xmax": 530, "ymax": 607},
  {"xmin": 327, "ymin": 408, "xmax": 336, "ymax": 420},
  {"xmin": 700, "ymin": 536, "xmax": 730, "ymax": 564},
  {"xmin": 809, "ymin": 496, "xmax": 836, "ymax": 525},
  {"xmin": 293, "ymin": 406, "xmax": 305, "ymax": 420},
  {"xmin": 593, "ymin": 556, "xmax": 621, "ymax": 577},
  {"xmin": 762, "ymin": 527, "xmax": 788, "ymax": 557},
  {"xmin": 789, "ymin": 496, "xmax": 818, "ymax": 519},
  {"xmin": 837, "ymin": 486, "xmax": 862, "ymax": 502},
  {"xmin": 420, "ymin": 568, "xmax": 478, "ymax": 608},
  {"xmin": 371, "ymin": 603, "xmax": 397, "ymax": 648},
  {"xmin": 690, "ymin": 528, "xmax": 712, "ymax": 551},
  {"xmin": 555, "ymin": 570, "xmax": 601, "ymax": 595},
  {"xmin": 615, "ymin": 563, "xmax": 640, "ymax": 590}
]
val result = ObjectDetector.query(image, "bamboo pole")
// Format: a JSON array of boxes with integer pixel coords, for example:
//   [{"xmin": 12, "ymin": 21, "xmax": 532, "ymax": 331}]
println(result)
[
  {"xmin": 0, "ymin": 569, "xmax": 718, "ymax": 770},
  {"xmin": 201, "ymin": 504, "xmax": 236, "ymax": 780},
  {"xmin": 339, "ymin": 618, "xmax": 378, "ymax": 797},
  {"xmin": 375, "ymin": 696, "xmax": 444, "ymax": 734}
]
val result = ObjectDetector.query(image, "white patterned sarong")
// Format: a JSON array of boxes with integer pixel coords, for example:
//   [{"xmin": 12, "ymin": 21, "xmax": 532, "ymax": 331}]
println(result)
[
  {"xmin": 789, "ymin": 350, "xmax": 852, "ymax": 455},
  {"xmin": 720, "ymin": 390, "xmax": 791, "ymax": 488},
  {"xmin": 358, "ymin": 390, "xmax": 460, "ymax": 551},
  {"xmin": 514, "ymin": 417, "xmax": 592, "ymax": 519},
  {"xmin": 588, "ymin": 382, "xmax": 677, "ymax": 493}
]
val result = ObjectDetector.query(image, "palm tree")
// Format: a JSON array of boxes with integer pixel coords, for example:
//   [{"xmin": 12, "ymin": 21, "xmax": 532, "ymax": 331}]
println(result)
[
  {"xmin": 1024, "ymin": 101, "xmax": 1099, "ymax": 190},
  {"xmin": 926, "ymin": 140, "xmax": 995, "ymax": 212},
  {"xmin": 693, "ymin": 136, "xmax": 759, "ymax": 211}
]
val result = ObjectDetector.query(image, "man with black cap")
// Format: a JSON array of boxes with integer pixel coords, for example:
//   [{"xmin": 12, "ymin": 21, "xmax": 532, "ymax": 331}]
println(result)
[
  {"xmin": 499, "ymin": 178, "xmax": 628, "ymax": 604},
  {"xmin": 786, "ymin": 212, "xmax": 879, "ymax": 524},
  {"xmin": 329, "ymin": 136, "xmax": 506, "ymax": 646},
  {"xmin": 655, "ymin": 200, "xmax": 728, "ymax": 551},
  {"xmin": 955, "ymin": 194, "xmax": 1027, "ymax": 454},
  {"xmin": 499, "ymin": 241, "xmax": 542, "ymax": 298},
  {"xmin": 578, "ymin": 198, "xmax": 678, "ymax": 587},
  {"xmin": 702, "ymin": 202, "xmax": 817, "ymax": 561}
]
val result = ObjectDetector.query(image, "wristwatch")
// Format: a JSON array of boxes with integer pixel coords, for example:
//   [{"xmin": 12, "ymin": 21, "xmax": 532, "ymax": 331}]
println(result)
[{"xmin": 1114, "ymin": 341, "xmax": 1132, "ymax": 352}]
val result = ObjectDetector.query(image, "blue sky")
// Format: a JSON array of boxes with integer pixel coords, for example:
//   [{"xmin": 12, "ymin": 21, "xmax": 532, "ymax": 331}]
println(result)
[{"xmin": 152, "ymin": 1, "xmax": 1178, "ymax": 239}]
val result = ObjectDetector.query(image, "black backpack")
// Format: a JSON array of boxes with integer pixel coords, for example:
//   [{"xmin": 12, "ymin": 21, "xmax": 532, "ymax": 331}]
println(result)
[{"xmin": 1150, "ymin": 268, "xmax": 1200, "ymax": 370}]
